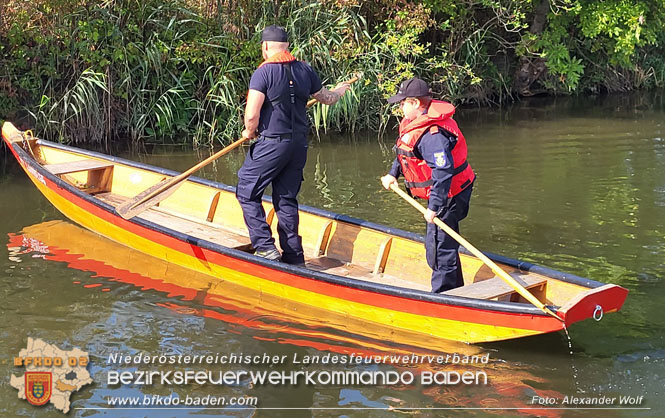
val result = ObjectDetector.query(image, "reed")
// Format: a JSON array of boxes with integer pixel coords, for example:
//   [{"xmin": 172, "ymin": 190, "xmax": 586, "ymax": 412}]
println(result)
[
  {"xmin": 0, "ymin": 0, "xmax": 453, "ymax": 146},
  {"xmin": 28, "ymin": 69, "xmax": 109, "ymax": 146},
  {"xmin": 5, "ymin": 0, "xmax": 664, "ymax": 147}
]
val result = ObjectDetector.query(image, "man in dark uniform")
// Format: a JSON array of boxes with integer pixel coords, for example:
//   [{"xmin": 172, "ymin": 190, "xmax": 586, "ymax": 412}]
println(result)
[
  {"xmin": 237, "ymin": 25, "xmax": 349, "ymax": 264},
  {"xmin": 381, "ymin": 78, "xmax": 475, "ymax": 292}
]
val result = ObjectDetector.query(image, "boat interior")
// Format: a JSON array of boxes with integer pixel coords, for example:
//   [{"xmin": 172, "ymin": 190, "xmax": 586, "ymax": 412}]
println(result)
[{"xmin": 22, "ymin": 139, "xmax": 590, "ymax": 308}]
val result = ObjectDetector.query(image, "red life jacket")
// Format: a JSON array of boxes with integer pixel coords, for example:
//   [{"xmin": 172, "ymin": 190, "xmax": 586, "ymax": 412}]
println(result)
[{"xmin": 396, "ymin": 100, "xmax": 475, "ymax": 200}]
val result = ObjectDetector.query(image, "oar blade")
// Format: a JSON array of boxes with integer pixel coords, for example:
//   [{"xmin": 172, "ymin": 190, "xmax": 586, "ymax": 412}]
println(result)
[{"xmin": 116, "ymin": 177, "xmax": 180, "ymax": 219}]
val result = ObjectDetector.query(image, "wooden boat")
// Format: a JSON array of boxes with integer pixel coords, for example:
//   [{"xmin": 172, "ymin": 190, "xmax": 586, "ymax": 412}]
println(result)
[{"xmin": 2, "ymin": 122, "xmax": 628, "ymax": 345}]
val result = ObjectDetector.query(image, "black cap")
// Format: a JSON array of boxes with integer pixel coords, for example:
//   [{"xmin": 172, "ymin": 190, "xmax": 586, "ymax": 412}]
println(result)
[
  {"xmin": 387, "ymin": 77, "xmax": 431, "ymax": 103},
  {"xmin": 261, "ymin": 25, "xmax": 288, "ymax": 42}
]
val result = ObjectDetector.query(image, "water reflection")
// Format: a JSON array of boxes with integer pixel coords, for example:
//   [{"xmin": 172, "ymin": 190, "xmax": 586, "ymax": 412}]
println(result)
[{"xmin": 7, "ymin": 220, "xmax": 568, "ymax": 416}]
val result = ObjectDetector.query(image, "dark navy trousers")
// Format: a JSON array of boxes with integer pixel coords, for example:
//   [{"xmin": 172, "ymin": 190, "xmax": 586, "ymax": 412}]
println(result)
[
  {"xmin": 426, "ymin": 184, "xmax": 473, "ymax": 293},
  {"xmin": 236, "ymin": 135, "xmax": 308, "ymax": 264}
]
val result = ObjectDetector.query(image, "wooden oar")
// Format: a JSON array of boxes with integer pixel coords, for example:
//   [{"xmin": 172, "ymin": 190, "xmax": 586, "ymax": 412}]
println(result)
[
  {"xmin": 116, "ymin": 138, "xmax": 248, "ymax": 219},
  {"xmin": 389, "ymin": 183, "xmax": 563, "ymax": 321},
  {"xmin": 117, "ymin": 75, "xmax": 360, "ymax": 220}
]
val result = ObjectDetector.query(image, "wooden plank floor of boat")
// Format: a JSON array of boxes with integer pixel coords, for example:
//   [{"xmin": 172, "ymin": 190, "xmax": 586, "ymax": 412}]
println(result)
[{"xmin": 96, "ymin": 193, "xmax": 430, "ymax": 292}]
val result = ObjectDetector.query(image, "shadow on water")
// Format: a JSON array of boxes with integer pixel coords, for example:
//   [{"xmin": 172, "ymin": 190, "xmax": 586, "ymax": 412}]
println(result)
[{"xmin": 1, "ymin": 140, "xmax": 16, "ymax": 176}]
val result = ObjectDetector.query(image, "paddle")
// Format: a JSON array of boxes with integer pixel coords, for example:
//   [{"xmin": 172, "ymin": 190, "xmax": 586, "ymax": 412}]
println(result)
[
  {"xmin": 117, "ymin": 75, "xmax": 360, "ymax": 220},
  {"xmin": 388, "ymin": 183, "xmax": 563, "ymax": 321},
  {"xmin": 116, "ymin": 138, "xmax": 248, "ymax": 219}
]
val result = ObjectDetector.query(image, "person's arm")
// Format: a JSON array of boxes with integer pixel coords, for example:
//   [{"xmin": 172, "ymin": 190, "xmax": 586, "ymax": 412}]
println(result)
[
  {"xmin": 242, "ymin": 89, "xmax": 265, "ymax": 139},
  {"xmin": 388, "ymin": 158, "xmax": 401, "ymax": 179},
  {"xmin": 381, "ymin": 158, "xmax": 401, "ymax": 189},
  {"xmin": 311, "ymin": 82, "xmax": 350, "ymax": 105},
  {"xmin": 417, "ymin": 131, "xmax": 455, "ymax": 223}
]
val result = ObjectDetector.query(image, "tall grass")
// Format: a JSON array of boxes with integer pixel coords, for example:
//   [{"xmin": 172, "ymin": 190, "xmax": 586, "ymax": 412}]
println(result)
[
  {"xmin": 191, "ymin": 65, "xmax": 247, "ymax": 147},
  {"xmin": 1, "ymin": 0, "xmax": 447, "ymax": 146},
  {"xmin": 13, "ymin": 0, "xmax": 665, "ymax": 147},
  {"xmin": 29, "ymin": 69, "xmax": 109, "ymax": 146}
]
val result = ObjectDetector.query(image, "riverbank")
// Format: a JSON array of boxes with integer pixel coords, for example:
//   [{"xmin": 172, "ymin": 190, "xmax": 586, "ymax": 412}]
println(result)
[{"xmin": 2, "ymin": 0, "xmax": 665, "ymax": 147}]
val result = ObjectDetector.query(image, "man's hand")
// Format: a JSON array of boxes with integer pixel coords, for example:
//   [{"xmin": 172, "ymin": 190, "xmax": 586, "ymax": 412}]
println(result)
[
  {"xmin": 312, "ymin": 83, "xmax": 350, "ymax": 105},
  {"xmin": 332, "ymin": 82, "xmax": 350, "ymax": 97},
  {"xmin": 424, "ymin": 208, "xmax": 437, "ymax": 224},
  {"xmin": 242, "ymin": 128, "xmax": 258, "ymax": 140},
  {"xmin": 381, "ymin": 174, "xmax": 397, "ymax": 190}
]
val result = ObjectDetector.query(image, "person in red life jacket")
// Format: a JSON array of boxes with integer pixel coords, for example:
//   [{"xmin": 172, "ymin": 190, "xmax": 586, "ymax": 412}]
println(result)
[
  {"xmin": 237, "ymin": 25, "xmax": 350, "ymax": 264},
  {"xmin": 381, "ymin": 77, "xmax": 475, "ymax": 292}
]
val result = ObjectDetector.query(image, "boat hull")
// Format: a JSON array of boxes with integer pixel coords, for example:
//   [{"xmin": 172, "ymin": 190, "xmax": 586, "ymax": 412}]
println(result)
[{"xmin": 3, "ymin": 123, "xmax": 628, "ymax": 345}]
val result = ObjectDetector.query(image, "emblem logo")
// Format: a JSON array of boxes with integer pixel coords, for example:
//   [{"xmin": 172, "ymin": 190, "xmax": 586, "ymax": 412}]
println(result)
[
  {"xmin": 25, "ymin": 372, "xmax": 52, "ymax": 406},
  {"xmin": 12, "ymin": 338, "xmax": 92, "ymax": 413},
  {"xmin": 434, "ymin": 151, "xmax": 447, "ymax": 167}
]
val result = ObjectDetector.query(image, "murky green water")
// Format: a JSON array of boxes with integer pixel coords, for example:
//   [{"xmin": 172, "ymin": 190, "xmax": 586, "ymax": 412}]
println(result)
[{"xmin": 1, "ymin": 93, "xmax": 664, "ymax": 417}]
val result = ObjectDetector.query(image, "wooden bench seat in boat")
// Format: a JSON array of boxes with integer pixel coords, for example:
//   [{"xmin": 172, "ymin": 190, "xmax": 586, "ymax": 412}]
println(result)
[
  {"xmin": 97, "ymin": 192, "xmax": 252, "ymax": 251},
  {"xmin": 43, "ymin": 159, "xmax": 114, "ymax": 175},
  {"xmin": 443, "ymin": 275, "xmax": 547, "ymax": 301},
  {"xmin": 43, "ymin": 159, "xmax": 114, "ymax": 194},
  {"xmin": 305, "ymin": 256, "xmax": 430, "ymax": 292}
]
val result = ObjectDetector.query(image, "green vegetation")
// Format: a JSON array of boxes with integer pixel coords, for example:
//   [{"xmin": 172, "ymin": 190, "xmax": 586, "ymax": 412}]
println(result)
[{"xmin": 1, "ymin": 0, "xmax": 665, "ymax": 146}]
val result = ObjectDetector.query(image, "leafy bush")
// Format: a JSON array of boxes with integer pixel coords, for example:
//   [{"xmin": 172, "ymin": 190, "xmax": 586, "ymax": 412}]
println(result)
[{"xmin": 2, "ymin": 0, "xmax": 665, "ymax": 146}]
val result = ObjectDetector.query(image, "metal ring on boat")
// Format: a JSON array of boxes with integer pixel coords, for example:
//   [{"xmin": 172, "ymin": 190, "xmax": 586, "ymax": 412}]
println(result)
[{"xmin": 593, "ymin": 305, "xmax": 603, "ymax": 321}]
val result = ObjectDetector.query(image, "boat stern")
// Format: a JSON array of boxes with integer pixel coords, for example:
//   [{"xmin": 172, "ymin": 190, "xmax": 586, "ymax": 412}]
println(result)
[{"xmin": 557, "ymin": 284, "xmax": 628, "ymax": 326}]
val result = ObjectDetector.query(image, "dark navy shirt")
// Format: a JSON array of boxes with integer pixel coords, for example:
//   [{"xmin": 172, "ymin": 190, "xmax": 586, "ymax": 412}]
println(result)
[
  {"xmin": 389, "ymin": 129, "xmax": 456, "ymax": 212},
  {"xmin": 249, "ymin": 61, "xmax": 322, "ymax": 137}
]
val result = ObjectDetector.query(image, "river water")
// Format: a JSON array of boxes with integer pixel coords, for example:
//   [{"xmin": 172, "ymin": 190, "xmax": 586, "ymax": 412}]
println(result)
[{"xmin": 1, "ymin": 93, "xmax": 664, "ymax": 417}]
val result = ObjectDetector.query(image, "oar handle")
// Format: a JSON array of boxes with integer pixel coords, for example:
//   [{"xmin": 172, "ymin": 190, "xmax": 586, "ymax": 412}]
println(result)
[
  {"xmin": 306, "ymin": 76, "xmax": 360, "ymax": 107},
  {"xmin": 388, "ymin": 183, "xmax": 563, "ymax": 321}
]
